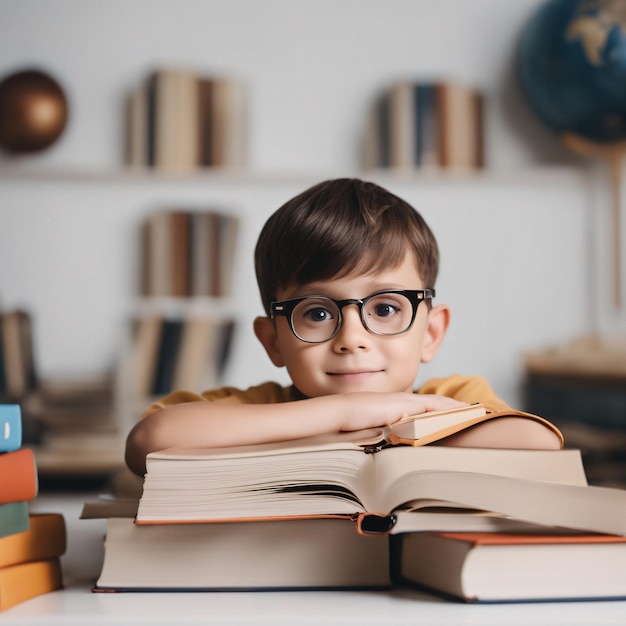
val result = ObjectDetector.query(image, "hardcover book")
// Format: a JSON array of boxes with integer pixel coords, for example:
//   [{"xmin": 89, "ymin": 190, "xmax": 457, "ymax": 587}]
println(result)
[
  {"xmin": 0, "ymin": 404, "xmax": 21, "ymax": 452},
  {"xmin": 0, "ymin": 502, "xmax": 30, "ymax": 539},
  {"xmin": 0, "ymin": 448, "xmax": 38, "ymax": 505},
  {"xmin": 0, "ymin": 558, "xmax": 63, "ymax": 611},
  {"xmin": 93, "ymin": 517, "xmax": 390, "ymax": 592},
  {"xmin": 0, "ymin": 513, "xmax": 66, "ymax": 568},
  {"xmin": 397, "ymin": 531, "xmax": 626, "ymax": 602}
]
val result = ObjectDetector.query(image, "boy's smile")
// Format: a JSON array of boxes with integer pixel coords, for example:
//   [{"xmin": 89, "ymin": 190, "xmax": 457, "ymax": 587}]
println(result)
[{"xmin": 255, "ymin": 251, "xmax": 449, "ymax": 398}]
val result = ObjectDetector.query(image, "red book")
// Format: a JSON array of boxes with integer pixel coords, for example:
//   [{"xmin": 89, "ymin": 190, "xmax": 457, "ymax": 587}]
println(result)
[{"xmin": 0, "ymin": 448, "xmax": 38, "ymax": 504}]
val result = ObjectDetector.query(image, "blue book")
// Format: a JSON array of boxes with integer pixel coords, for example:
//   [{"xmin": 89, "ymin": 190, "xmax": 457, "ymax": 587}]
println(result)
[{"xmin": 0, "ymin": 404, "xmax": 22, "ymax": 452}]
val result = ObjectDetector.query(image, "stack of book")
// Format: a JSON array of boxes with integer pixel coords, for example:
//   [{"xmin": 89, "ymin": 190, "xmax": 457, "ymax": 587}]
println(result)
[
  {"xmin": 128, "ymin": 314, "xmax": 236, "ymax": 399},
  {"xmin": 0, "ymin": 404, "xmax": 66, "ymax": 611},
  {"xmin": 126, "ymin": 67, "xmax": 246, "ymax": 172},
  {"xmin": 364, "ymin": 80, "xmax": 484, "ymax": 171},
  {"xmin": 524, "ymin": 336, "xmax": 626, "ymax": 488},
  {"xmin": 27, "ymin": 376, "xmax": 125, "ymax": 485},
  {"xmin": 140, "ymin": 208, "xmax": 240, "ymax": 299},
  {"xmin": 83, "ymin": 404, "xmax": 626, "ymax": 601}
]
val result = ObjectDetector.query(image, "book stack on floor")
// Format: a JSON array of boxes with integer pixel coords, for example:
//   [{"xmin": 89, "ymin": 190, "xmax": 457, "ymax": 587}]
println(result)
[
  {"xmin": 0, "ymin": 404, "xmax": 66, "ymax": 611},
  {"xmin": 83, "ymin": 404, "xmax": 626, "ymax": 602}
]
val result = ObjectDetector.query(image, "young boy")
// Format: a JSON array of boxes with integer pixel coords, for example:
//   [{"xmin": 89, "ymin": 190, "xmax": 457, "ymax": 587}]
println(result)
[{"xmin": 125, "ymin": 178, "xmax": 510, "ymax": 476}]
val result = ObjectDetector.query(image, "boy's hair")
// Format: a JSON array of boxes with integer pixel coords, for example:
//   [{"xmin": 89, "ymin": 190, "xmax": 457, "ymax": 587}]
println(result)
[{"xmin": 254, "ymin": 178, "xmax": 439, "ymax": 315}]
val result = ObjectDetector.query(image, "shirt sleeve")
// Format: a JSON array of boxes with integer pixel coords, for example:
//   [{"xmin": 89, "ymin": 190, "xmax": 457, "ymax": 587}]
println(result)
[{"xmin": 416, "ymin": 374, "xmax": 510, "ymax": 410}]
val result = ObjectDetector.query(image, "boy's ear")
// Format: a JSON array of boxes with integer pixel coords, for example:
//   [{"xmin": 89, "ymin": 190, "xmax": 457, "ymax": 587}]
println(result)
[
  {"xmin": 420, "ymin": 304, "xmax": 450, "ymax": 363},
  {"xmin": 253, "ymin": 316, "xmax": 286, "ymax": 368}
]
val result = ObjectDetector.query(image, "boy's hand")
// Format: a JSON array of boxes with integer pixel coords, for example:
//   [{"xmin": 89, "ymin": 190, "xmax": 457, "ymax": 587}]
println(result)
[{"xmin": 338, "ymin": 392, "xmax": 467, "ymax": 433}]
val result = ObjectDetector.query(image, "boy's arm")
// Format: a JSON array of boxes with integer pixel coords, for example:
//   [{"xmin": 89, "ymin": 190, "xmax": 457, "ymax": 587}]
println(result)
[{"xmin": 124, "ymin": 392, "xmax": 464, "ymax": 476}]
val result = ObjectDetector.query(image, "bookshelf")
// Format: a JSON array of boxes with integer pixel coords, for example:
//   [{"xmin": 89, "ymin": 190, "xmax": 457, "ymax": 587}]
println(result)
[
  {"xmin": 1, "ymin": 0, "xmax": 621, "ymax": 481},
  {"xmin": 0, "ymin": 166, "xmax": 595, "ymax": 407}
]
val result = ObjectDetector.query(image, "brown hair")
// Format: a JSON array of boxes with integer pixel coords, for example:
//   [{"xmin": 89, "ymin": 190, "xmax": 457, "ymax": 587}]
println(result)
[{"xmin": 254, "ymin": 178, "xmax": 439, "ymax": 314}]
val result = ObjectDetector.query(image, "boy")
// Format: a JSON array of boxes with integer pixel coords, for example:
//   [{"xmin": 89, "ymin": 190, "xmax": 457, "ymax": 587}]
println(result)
[{"xmin": 125, "ymin": 178, "xmax": 509, "ymax": 476}]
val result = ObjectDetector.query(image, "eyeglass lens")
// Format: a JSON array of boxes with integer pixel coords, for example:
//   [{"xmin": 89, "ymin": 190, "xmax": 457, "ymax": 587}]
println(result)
[{"xmin": 290, "ymin": 292, "xmax": 415, "ymax": 342}]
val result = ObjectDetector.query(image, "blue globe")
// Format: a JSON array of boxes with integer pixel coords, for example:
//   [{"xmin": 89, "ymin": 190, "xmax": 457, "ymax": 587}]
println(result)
[{"xmin": 518, "ymin": 0, "xmax": 626, "ymax": 143}]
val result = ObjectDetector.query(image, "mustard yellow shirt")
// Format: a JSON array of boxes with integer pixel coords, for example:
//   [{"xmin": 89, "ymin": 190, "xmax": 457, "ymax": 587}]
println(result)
[{"xmin": 141, "ymin": 374, "xmax": 509, "ymax": 419}]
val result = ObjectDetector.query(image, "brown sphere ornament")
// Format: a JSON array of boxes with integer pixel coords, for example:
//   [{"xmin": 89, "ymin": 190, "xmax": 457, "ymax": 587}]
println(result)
[{"xmin": 0, "ymin": 69, "xmax": 69, "ymax": 154}]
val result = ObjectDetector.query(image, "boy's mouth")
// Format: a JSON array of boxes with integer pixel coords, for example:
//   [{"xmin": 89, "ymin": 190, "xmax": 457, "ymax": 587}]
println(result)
[{"xmin": 327, "ymin": 369, "xmax": 383, "ymax": 377}]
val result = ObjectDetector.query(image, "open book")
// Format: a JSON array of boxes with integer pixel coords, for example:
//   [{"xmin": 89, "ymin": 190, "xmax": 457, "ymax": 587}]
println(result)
[
  {"xmin": 386, "ymin": 403, "xmax": 564, "ymax": 448},
  {"xmin": 134, "ymin": 404, "xmax": 626, "ymax": 536},
  {"xmin": 135, "ymin": 437, "xmax": 626, "ymax": 536}
]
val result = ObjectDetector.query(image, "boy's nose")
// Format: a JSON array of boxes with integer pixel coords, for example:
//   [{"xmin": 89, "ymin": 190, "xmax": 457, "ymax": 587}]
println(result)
[{"xmin": 331, "ymin": 305, "xmax": 370, "ymax": 352}]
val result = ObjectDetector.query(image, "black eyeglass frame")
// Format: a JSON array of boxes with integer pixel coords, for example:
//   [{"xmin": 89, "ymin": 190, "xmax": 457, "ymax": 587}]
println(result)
[{"xmin": 269, "ymin": 288, "xmax": 435, "ymax": 344}]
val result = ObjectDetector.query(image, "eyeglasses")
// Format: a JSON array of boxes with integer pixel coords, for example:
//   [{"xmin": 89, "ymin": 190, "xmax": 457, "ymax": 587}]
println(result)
[{"xmin": 270, "ymin": 289, "xmax": 435, "ymax": 344}]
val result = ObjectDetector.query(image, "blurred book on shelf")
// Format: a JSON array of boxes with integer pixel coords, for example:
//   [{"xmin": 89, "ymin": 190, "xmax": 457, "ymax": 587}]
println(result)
[
  {"xmin": 115, "ymin": 313, "xmax": 235, "ymax": 427},
  {"xmin": 523, "ymin": 335, "xmax": 626, "ymax": 489},
  {"xmin": 126, "ymin": 67, "xmax": 247, "ymax": 172},
  {"xmin": 0, "ymin": 309, "xmax": 38, "ymax": 405},
  {"xmin": 24, "ymin": 375, "xmax": 126, "ymax": 488},
  {"xmin": 129, "ymin": 314, "xmax": 235, "ymax": 397},
  {"xmin": 140, "ymin": 208, "xmax": 240, "ymax": 299},
  {"xmin": 364, "ymin": 79, "xmax": 484, "ymax": 171}
]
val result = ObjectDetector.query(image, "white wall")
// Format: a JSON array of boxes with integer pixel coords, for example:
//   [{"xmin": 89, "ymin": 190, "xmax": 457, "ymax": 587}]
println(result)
[{"xmin": 0, "ymin": 0, "xmax": 622, "ymax": 411}]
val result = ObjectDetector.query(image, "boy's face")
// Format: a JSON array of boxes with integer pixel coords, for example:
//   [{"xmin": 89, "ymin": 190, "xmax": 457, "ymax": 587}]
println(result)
[{"xmin": 254, "ymin": 251, "xmax": 449, "ymax": 397}]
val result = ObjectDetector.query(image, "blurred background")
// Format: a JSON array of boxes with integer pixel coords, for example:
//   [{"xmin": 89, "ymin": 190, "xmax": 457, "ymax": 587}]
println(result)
[{"xmin": 0, "ymin": 0, "xmax": 624, "ymax": 487}]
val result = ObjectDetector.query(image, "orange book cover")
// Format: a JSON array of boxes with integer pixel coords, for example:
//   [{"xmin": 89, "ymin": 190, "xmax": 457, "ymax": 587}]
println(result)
[
  {"xmin": 0, "ymin": 558, "xmax": 63, "ymax": 611},
  {"xmin": 0, "ymin": 448, "xmax": 38, "ymax": 504},
  {"xmin": 0, "ymin": 513, "xmax": 66, "ymax": 568}
]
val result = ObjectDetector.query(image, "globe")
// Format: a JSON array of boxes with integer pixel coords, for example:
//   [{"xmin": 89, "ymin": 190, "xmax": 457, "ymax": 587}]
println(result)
[{"xmin": 518, "ymin": 0, "xmax": 626, "ymax": 143}]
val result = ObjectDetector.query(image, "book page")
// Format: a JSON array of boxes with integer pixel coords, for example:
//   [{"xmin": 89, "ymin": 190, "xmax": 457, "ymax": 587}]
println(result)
[
  {"xmin": 138, "ymin": 447, "xmax": 372, "ymax": 521},
  {"xmin": 358, "ymin": 446, "xmax": 587, "ymax": 513},
  {"xmin": 149, "ymin": 426, "xmax": 386, "ymax": 461}
]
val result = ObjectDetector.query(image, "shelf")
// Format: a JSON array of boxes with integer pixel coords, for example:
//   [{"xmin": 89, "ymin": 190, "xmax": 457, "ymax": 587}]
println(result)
[{"xmin": 0, "ymin": 165, "xmax": 589, "ymax": 186}]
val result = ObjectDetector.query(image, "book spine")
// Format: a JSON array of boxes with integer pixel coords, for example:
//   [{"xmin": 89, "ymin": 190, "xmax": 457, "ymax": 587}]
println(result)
[
  {"xmin": 0, "ymin": 513, "xmax": 66, "ymax": 568},
  {"xmin": 0, "ymin": 404, "xmax": 21, "ymax": 452},
  {"xmin": 198, "ymin": 78, "xmax": 214, "ymax": 167},
  {"xmin": 377, "ymin": 91, "xmax": 390, "ymax": 168},
  {"xmin": 0, "ymin": 448, "xmax": 38, "ymax": 505},
  {"xmin": 0, "ymin": 558, "xmax": 63, "ymax": 612},
  {"xmin": 169, "ymin": 211, "xmax": 192, "ymax": 297},
  {"xmin": 0, "ymin": 321, "xmax": 6, "ymax": 398},
  {"xmin": 415, "ymin": 83, "xmax": 439, "ymax": 168},
  {"xmin": 1, "ymin": 312, "xmax": 26, "ymax": 398},
  {"xmin": 0, "ymin": 502, "xmax": 29, "ymax": 539},
  {"xmin": 146, "ymin": 72, "xmax": 158, "ymax": 167},
  {"xmin": 151, "ymin": 318, "xmax": 184, "ymax": 396},
  {"xmin": 389, "ymin": 81, "xmax": 414, "ymax": 170}
]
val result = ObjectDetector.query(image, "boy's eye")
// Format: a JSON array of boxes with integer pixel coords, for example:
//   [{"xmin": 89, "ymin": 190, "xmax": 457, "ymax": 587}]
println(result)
[
  {"xmin": 303, "ymin": 307, "xmax": 334, "ymax": 323},
  {"xmin": 373, "ymin": 303, "xmax": 399, "ymax": 317}
]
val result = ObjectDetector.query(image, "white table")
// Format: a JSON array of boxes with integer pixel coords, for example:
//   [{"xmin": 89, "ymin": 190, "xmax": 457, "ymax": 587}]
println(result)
[{"xmin": 3, "ymin": 494, "xmax": 626, "ymax": 625}]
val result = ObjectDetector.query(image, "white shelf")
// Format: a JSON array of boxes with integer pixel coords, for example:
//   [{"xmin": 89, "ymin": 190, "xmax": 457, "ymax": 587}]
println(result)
[{"xmin": 0, "ymin": 165, "xmax": 588, "ymax": 186}]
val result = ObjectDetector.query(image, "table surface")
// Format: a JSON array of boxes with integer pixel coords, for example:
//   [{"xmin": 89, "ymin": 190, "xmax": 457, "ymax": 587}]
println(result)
[{"xmin": 3, "ymin": 494, "xmax": 626, "ymax": 625}]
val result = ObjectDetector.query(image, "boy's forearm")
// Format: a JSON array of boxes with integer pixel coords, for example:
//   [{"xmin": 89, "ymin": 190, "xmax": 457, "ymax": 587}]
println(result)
[
  {"xmin": 124, "ymin": 397, "xmax": 347, "ymax": 476},
  {"xmin": 124, "ymin": 392, "xmax": 463, "ymax": 476}
]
